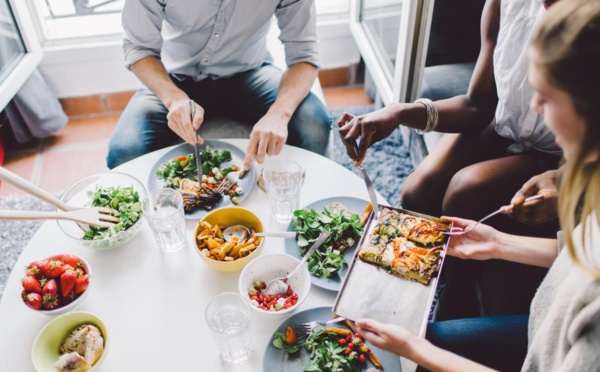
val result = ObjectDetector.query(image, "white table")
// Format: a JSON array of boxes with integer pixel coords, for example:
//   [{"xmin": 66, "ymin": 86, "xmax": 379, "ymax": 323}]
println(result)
[{"xmin": 0, "ymin": 139, "xmax": 386, "ymax": 371}]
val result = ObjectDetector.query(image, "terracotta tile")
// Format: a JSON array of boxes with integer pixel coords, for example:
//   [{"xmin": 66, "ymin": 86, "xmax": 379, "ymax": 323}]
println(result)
[
  {"xmin": 319, "ymin": 67, "xmax": 350, "ymax": 88},
  {"xmin": 38, "ymin": 144, "xmax": 110, "ymax": 193},
  {"xmin": 323, "ymin": 86, "xmax": 373, "ymax": 110},
  {"xmin": 59, "ymin": 95, "xmax": 106, "ymax": 117},
  {"xmin": 106, "ymin": 91, "xmax": 136, "ymax": 112},
  {"xmin": 0, "ymin": 153, "xmax": 38, "ymax": 196},
  {"xmin": 44, "ymin": 114, "xmax": 120, "ymax": 149}
]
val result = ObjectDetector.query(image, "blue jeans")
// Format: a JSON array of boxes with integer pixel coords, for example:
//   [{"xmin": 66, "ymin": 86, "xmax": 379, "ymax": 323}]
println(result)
[
  {"xmin": 107, "ymin": 63, "xmax": 331, "ymax": 169},
  {"xmin": 421, "ymin": 316, "xmax": 529, "ymax": 372}
]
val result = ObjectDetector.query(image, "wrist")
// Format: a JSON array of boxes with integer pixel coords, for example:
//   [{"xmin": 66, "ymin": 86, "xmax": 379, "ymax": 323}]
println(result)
[
  {"xmin": 267, "ymin": 105, "xmax": 293, "ymax": 122},
  {"xmin": 163, "ymin": 90, "xmax": 189, "ymax": 110}
]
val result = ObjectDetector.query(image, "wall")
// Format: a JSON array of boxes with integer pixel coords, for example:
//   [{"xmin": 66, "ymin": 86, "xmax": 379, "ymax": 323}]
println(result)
[{"xmin": 39, "ymin": 21, "xmax": 360, "ymax": 98}]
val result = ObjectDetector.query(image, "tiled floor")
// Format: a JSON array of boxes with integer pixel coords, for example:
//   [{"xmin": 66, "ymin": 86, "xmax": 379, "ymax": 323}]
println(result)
[{"xmin": 0, "ymin": 86, "xmax": 372, "ymax": 197}]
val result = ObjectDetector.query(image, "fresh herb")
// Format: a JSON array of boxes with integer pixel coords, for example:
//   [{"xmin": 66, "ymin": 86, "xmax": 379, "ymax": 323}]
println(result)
[
  {"xmin": 155, "ymin": 147, "xmax": 232, "ymax": 184},
  {"xmin": 292, "ymin": 204, "xmax": 363, "ymax": 278},
  {"xmin": 82, "ymin": 186, "xmax": 142, "ymax": 240}
]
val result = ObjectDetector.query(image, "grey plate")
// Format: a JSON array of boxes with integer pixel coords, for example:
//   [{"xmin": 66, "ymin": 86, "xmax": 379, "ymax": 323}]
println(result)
[
  {"xmin": 147, "ymin": 141, "xmax": 256, "ymax": 220},
  {"xmin": 284, "ymin": 197, "xmax": 368, "ymax": 292},
  {"xmin": 263, "ymin": 306, "xmax": 401, "ymax": 372}
]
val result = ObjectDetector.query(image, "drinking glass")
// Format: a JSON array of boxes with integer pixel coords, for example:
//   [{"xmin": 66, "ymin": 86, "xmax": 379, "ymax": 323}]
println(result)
[
  {"xmin": 205, "ymin": 292, "xmax": 253, "ymax": 363},
  {"xmin": 142, "ymin": 188, "xmax": 187, "ymax": 253},
  {"xmin": 262, "ymin": 160, "xmax": 303, "ymax": 223}
]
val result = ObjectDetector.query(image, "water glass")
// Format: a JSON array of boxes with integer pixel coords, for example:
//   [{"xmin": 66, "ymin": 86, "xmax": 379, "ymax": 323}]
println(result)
[
  {"xmin": 142, "ymin": 188, "xmax": 187, "ymax": 253},
  {"xmin": 205, "ymin": 292, "xmax": 253, "ymax": 363},
  {"xmin": 263, "ymin": 160, "xmax": 303, "ymax": 223}
]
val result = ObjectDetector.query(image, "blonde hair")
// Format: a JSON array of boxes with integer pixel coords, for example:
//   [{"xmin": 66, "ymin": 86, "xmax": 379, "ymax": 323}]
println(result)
[{"xmin": 530, "ymin": 0, "xmax": 600, "ymax": 278}]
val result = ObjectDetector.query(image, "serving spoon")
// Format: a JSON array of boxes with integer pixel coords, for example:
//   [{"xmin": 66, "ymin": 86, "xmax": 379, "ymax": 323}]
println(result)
[{"xmin": 263, "ymin": 230, "xmax": 330, "ymax": 296}]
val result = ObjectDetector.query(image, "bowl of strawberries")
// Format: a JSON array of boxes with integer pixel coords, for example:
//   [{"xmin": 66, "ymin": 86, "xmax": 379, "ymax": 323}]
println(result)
[{"xmin": 21, "ymin": 254, "xmax": 91, "ymax": 316}]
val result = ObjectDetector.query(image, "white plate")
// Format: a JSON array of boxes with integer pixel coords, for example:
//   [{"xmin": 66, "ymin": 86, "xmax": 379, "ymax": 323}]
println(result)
[
  {"xmin": 284, "ymin": 196, "xmax": 368, "ymax": 292},
  {"xmin": 147, "ymin": 141, "xmax": 256, "ymax": 220}
]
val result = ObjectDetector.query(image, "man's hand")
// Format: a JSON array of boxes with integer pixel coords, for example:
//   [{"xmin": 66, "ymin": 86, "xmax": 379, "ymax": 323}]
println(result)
[
  {"xmin": 337, "ymin": 105, "xmax": 401, "ymax": 166},
  {"xmin": 442, "ymin": 216, "xmax": 500, "ymax": 261},
  {"xmin": 166, "ymin": 98, "xmax": 205, "ymax": 145},
  {"xmin": 243, "ymin": 112, "xmax": 288, "ymax": 169},
  {"xmin": 509, "ymin": 169, "xmax": 559, "ymax": 225}
]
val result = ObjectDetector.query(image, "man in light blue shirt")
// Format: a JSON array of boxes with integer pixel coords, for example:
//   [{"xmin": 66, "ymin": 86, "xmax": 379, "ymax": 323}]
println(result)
[{"xmin": 107, "ymin": 0, "xmax": 331, "ymax": 169}]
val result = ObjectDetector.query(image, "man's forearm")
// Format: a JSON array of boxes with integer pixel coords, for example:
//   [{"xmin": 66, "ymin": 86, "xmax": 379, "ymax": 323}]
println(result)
[
  {"xmin": 268, "ymin": 62, "xmax": 317, "ymax": 122},
  {"xmin": 130, "ymin": 56, "xmax": 188, "ymax": 110}
]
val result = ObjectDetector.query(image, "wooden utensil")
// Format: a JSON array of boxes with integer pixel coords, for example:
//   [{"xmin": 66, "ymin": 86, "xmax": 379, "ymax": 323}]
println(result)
[{"xmin": 0, "ymin": 207, "xmax": 119, "ymax": 228}]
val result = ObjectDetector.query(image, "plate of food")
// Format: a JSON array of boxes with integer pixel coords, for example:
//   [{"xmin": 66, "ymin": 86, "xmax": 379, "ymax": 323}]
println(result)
[
  {"xmin": 147, "ymin": 140, "xmax": 256, "ymax": 219},
  {"xmin": 333, "ymin": 206, "xmax": 451, "ymax": 338},
  {"xmin": 284, "ymin": 197, "xmax": 370, "ymax": 292},
  {"xmin": 263, "ymin": 306, "xmax": 401, "ymax": 372}
]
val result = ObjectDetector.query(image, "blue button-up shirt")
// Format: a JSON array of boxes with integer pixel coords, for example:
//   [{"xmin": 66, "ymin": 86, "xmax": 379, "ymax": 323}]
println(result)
[{"xmin": 122, "ymin": 0, "xmax": 320, "ymax": 81}]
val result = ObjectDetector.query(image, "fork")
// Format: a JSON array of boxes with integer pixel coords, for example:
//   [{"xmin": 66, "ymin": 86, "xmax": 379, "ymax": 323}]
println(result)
[
  {"xmin": 0, "ymin": 207, "xmax": 120, "ymax": 228},
  {"xmin": 215, "ymin": 172, "xmax": 239, "ymax": 195},
  {"xmin": 442, "ymin": 194, "xmax": 545, "ymax": 236},
  {"xmin": 291, "ymin": 316, "xmax": 347, "ymax": 341}
]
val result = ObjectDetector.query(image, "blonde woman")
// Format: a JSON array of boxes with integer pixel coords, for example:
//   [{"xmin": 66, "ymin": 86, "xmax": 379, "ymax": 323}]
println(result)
[{"xmin": 355, "ymin": 0, "xmax": 600, "ymax": 370}]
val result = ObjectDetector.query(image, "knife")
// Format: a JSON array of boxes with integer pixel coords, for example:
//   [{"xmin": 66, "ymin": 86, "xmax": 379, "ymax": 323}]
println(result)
[{"xmin": 190, "ymin": 100, "xmax": 203, "ymax": 183}]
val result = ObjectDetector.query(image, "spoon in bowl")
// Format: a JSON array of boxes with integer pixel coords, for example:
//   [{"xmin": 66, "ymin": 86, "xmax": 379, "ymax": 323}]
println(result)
[
  {"xmin": 222, "ymin": 225, "xmax": 296, "ymax": 242},
  {"xmin": 263, "ymin": 230, "xmax": 330, "ymax": 296}
]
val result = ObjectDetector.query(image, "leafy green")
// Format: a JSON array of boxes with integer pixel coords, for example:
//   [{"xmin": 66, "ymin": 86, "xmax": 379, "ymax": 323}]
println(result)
[
  {"xmin": 292, "ymin": 205, "xmax": 363, "ymax": 278},
  {"xmin": 155, "ymin": 146, "xmax": 232, "ymax": 185},
  {"xmin": 82, "ymin": 186, "xmax": 142, "ymax": 240},
  {"xmin": 303, "ymin": 326, "xmax": 362, "ymax": 372},
  {"xmin": 272, "ymin": 331, "xmax": 302, "ymax": 354}
]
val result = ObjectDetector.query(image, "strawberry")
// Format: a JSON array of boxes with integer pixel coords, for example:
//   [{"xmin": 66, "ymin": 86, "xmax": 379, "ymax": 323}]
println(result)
[
  {"xmin": 44, "ymin": 260, "xmax": 67, "ymax": 278},
  {"xmin": 23, "ymin": 291, "xmax": 43, "ymax": 310},
  {"xmin": 22, "ymin": 276, "xmax": 42, "ymax": 294},
  {"xmin": 74, "ymin": 274, "xmax": 89, "ymax": 295},
  {"xmin": 60, "ymin": 269, "xmax": 78, "ymax": 297},
  {"xmin": 42, "ymin": 293, "xmax": 59, "ymax": 310},
  {"xmin": 26, "ymin": 260, "xmax": 48, "ymax": 278},
  {"xmin": 42, "ymin": 278, "xmax": 58, "ymax": 298},
  {"xmin": 61, "ymin": 292, "xmax": 78, "ymax": 306},
  {"xmin": 57, "ymin": 254, "xmax": 83, "ymax": 269}
]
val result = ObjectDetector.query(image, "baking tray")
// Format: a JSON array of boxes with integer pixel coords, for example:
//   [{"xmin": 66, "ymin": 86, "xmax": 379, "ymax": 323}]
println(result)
[{"xmin": 333, "ymin": 205, "xmax": 452, "ymax": 358}]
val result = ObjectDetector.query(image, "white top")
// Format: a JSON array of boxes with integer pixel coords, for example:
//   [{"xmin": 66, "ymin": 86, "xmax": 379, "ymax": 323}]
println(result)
[
  {"xmin": 524, "ymin": 216, "xmax": 600, "ymax": 370},
  {"xmin": 0, "ymin": 140, "xmax": 388, "ymax": 371},
  {"xmin": 493, "ymin": 0, "xmax": 561, "ymax": 155}
]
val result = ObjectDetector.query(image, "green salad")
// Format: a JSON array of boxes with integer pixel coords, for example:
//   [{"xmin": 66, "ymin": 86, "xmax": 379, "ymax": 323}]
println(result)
[
  {"xmin": 155, "ymin": 146, "xmax": 233, "ymax": 187},
  {"xmin": 292, "ymin": 204, "xmax": 363, "ymax": 278},
  {"xmin": 82, "ymin": 186, "xmax": 142, "ymax": 240}
]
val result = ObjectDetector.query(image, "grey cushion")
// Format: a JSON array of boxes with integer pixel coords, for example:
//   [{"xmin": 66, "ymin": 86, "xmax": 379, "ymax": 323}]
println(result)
[{"xmin": 198, "ymin": 116, "xmax": 252, "ymax": 139}]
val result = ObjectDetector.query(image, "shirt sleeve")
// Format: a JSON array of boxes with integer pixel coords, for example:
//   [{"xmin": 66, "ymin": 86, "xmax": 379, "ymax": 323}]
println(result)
[
  {"xmin": 122, "ymin": 0, "xmax": 166, "ymax": 69},
  {"xmin": 274, "ymin": 0, "xmax": 321, "ymax": 69}
]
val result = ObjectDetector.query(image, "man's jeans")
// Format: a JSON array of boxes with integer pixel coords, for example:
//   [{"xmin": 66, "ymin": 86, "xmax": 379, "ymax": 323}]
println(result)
[
  {"xmin": 422, "ymin": 315, "xmax": 529, "ymax": 371},
  {"xmin": 107, "ymin": 63, "xmax": 331, "ymax": 169}
]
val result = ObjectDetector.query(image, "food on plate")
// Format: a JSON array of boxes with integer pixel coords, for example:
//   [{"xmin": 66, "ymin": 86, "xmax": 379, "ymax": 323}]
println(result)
[
  {"xmin": 55, "ymin": 324, "xmax": 104, "ymax": 372},
  {"xmin": 358, "ymin": 207, "xmax": 449, "ymax": 285},
  {"xmin": 83, "ymin": 185, "xmax": 142, "ymax": 241},
  {"xmin": 155, "ymin": 147, "xmax": 244, "ymax": 212},
  {"xmin": 196, "ymin": 220, "xmax": 262, "ymax": 261},
  {"xmin": 291, "ymin": 203, "xmax": 366, "ymax": 278},
  {"xmin": 247, "ymin": 280, "xmax": 299, "ymax": 312},
  {"xmin": 273, "ymin": 324, "xmax": 382, "ymax": 371},
  {"xmin": 21, "ymin": 255, "xmax": 89, "ymax": 311}
]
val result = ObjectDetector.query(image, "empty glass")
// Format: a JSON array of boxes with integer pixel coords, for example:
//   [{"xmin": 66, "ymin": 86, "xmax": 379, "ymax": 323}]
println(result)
[
  {"xmin": 142, "ymin": 188, "xmax": 187, "ymax": 253},
  {"xmin": 263, "ymin": 160, "xmax": 303, "ymax": 223},
  {"xmin": 205, "ymin": 292, "xmax": 253, "ymax": 363}
]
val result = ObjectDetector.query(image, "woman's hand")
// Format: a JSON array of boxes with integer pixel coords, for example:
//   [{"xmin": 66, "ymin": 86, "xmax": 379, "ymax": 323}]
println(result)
[
  {"xmin": 442, "ymin": 216, "xmax": 500, "ymax": 261},
  {"xmin": 337, "ymin": 105, "xmax": 402, "ymax": 166},
  {"xmin": 354, "ymin": 319, "xmax": 419, "ymax": 358},
  {"xmin": 509, "ymin": 169, "xmax": 559, "ymax": 225}
]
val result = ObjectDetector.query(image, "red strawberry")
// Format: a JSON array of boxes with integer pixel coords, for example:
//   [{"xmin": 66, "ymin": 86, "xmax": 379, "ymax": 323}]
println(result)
[
  {"xmin": 74, "ymin": 274, "xmax": 89, "ymax": 295},
  {"xmin": 60, "ymin": 269, "xmax": 78, "ymax": 297},
  {"xmin": 22, "ymin": 276, "xmax": 42, "ymax": 294},
  {"xmin": 44, "ymin": 260, "xmax": 67, "ymax": 278},
  {"xmin": 23, "ymin": 291, "xmax": 43, "ymax": 310},
  {"xmin": 57, "ymin": 254, "xmax": 83, "ymax": 269},
  {"xmin": 42, "ymin": 293, "xmax": 59, "ymax": 310},
  {"xmin": 26, "ymin": 260, "xmax": 48, "ymax": 278},
  {"xmin": 42, "ymin": 278, "xmax": 58, "ymax": 298},
  {"xmin": 61, "ymin": 292, "xmax": 78, "ymax": 306}
]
